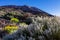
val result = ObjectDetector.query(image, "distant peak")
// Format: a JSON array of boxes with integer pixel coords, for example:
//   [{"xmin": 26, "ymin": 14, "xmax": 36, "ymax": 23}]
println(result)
[
  {"xmin": 21, "ymin": 5, "xmax": 31, "ymax": 8},
  {"xmin": 0, "ymin": 5, "xmax": 54, "ymax": 17}
]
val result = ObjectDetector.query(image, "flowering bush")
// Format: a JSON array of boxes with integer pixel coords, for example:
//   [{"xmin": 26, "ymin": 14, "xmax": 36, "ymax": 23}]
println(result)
[
  {"xmin": 19, "ymin": 22, "xmax": 28, "ymax": 27},
  {"xmin": 3, "ymin": 25, "xmax": 19, "ymax": 34},
  {"xmin": 11, "ymin": 18, "xmax": 19, "ymax": 23}
]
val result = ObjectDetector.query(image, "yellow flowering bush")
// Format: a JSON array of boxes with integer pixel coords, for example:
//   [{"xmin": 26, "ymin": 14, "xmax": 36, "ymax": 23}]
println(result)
[
  {"xmin": 11, "ymin": 18, "xmax": 19, "ymax": 23},
  {"xmin": 3, "ymin": 25, "xmax": 19, "ymax": 34}
]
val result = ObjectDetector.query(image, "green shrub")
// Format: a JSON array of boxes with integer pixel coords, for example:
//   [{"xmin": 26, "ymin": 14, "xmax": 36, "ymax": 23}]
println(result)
[
  {"xmin": 11, "ymin": 18, "xmax": 19, "ymax": 23},
  {"xmin": 25, "ymin": 18, "xmax": 32, "ymax": 25}
]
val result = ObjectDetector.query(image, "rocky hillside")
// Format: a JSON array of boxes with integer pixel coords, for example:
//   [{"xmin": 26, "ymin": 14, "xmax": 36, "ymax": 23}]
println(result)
[
  {"xmin": 0, "ymin": 5, "xmax": 54, "ymax": 27},
  {"xmin": 1, "ymin": 5, "xmax": 59, "ymax": 40}
]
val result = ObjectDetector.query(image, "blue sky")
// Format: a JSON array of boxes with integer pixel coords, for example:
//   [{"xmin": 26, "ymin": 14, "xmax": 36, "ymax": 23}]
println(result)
[{"xmin": 0, "ymin": 0, "xmax": 60, "ymax": 16}]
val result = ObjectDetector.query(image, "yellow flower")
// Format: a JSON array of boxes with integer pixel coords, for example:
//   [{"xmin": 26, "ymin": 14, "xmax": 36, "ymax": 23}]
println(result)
[{"xmin": 3, "ymin": 25, "xmax": 19, "ymax": 34}]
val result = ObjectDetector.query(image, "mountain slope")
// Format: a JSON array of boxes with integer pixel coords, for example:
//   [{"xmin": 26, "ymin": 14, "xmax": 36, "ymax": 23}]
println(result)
[{"xmin": 0, "ymin": 5, "xmax": 54, "ymax": 17}]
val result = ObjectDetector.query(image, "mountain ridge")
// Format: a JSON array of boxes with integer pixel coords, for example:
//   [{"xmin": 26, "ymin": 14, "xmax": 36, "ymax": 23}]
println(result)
[{"xmin": 0, "ymin": 5, "xmax": 54, "ymax": 17}]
